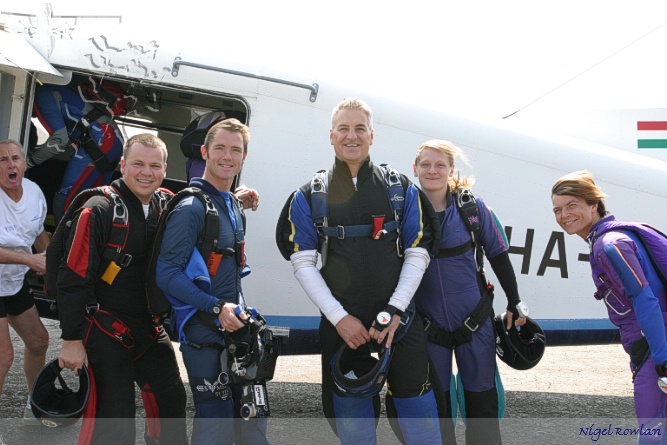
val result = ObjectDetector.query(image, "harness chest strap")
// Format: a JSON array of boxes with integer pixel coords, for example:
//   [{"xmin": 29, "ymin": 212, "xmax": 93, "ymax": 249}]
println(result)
[
  {"xmin": 310, "ymin": 165, "xmax": 405, "ymax": 256},
  {"xmin": 319, "ymin": 220, "xmax": 400, "ymax": 239},
  {"xmin": 436, "ymin": 239, "xmax": 473, "ymax": 258}
]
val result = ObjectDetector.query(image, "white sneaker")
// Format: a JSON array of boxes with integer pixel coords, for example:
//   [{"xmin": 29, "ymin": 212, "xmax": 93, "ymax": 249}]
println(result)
[{"xmin": 22, "ymin": 406, "xmax": 41, "ymax": 426}]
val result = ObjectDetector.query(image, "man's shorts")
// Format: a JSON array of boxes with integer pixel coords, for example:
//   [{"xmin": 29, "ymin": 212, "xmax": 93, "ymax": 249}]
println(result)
[{"xmin": 0, "ymin": 280, "xmax": 34, "ymax": 318}]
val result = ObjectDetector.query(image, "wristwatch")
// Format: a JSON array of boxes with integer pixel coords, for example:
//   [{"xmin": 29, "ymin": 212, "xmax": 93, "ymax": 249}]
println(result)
[
  {"xmin": 212, "ymin": 300, "xmax": 224, "ymax": 315},
  {"xmin": 516, "ymin": 302, "xmax": 529, "ymax": 318}
]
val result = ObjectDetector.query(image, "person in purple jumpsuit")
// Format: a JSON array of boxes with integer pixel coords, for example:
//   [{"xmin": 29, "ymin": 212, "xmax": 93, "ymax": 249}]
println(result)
[
  {"xmin": 413, "ymin": 140, "xmax": 528, "ymax": 445},
  {"xmin": 552, "ymin": 170, "xmax": 667, "ymax": 444}
]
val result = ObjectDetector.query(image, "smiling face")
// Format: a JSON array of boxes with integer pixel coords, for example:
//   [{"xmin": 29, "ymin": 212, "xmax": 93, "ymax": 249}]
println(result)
[
  {"xmin": 413, "ymin": 148, "xmax": 454, "ymax": 195},
  {"xmin": 551, "ymin": 194, "xmax": 600, "ymax": 239},
  {"xmin": 0, "ymin": 141, "xmax": 26, "ymax": 201},
  {"xmin": 330, "ymin": 108, "xmax": 374, "ymax": 175},
  {"xmin": 120, "ymin": 142, "xmax": 167, "ymax": 204},
  {"xmin": 201, "ymin": 128, "xmax": 246, "ymax": 192}
]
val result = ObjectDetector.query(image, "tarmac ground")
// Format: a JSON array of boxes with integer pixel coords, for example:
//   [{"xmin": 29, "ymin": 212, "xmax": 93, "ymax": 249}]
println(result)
[{"xmin": 0, "ymin": 318, "xmax": 645, "ymax": 445}]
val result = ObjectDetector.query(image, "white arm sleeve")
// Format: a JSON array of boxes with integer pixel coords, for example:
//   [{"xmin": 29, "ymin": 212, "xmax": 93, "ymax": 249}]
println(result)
[
  {"xmin": 290, "ymin": 250, "xmax": 348, "ymax": 326},
  {"xmin": 388, "ymin": 247, "xmax": 431, "ymax": 311}
]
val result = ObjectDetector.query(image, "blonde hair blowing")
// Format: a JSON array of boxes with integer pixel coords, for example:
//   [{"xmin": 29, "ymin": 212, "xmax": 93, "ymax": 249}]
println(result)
[
  {"xmin": 551, "ymin": 170, "xmax": 609, "ymax": 218},
  {"xmin": 415, "ymin": 139, "xmax": 474, "ymax": 192}
]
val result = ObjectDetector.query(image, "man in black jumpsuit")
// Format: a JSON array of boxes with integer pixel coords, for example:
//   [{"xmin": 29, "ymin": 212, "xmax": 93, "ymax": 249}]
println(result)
[
  {"xmin": 276, "ymin": 98, "xmax": 442, "ymax": 444},
  {"xmin": 56, "ymin": 134, "xmax": 187, "ymax": 445}
]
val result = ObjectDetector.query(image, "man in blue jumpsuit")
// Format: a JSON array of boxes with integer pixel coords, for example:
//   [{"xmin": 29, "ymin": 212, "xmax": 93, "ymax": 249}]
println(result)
[
  {"xmin": 552, "ymin": 170, "xmax": 667, "ymax": 444},
  {"xmin": 30, "ymin": 77, "xmax": 126, "ymax": 224},
  {"xmin": 156, "ymin": 118, "xmax": 268, "ymax": 445},
  {"xmin": 56, "ymin": 134, "xmax": 187, "ymax": 445},
  {"xmin": 276, "ymin": 98, "xmax": 442, "ymax": 444}
]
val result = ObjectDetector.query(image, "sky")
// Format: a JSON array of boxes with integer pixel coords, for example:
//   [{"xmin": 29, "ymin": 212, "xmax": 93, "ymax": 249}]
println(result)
[
  {"xmin": 13, "ymin": 1, "xmax": 667, "ymax": 123},
  {"xmin": 144, "ymin": 1, "xmax": 667, "ymax": 121}
]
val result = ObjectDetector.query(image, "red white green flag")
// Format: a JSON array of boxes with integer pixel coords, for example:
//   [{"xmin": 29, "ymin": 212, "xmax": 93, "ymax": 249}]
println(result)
[{"xmin": 637, "ymin": 121, "xmax": 667, "ymax": 148}]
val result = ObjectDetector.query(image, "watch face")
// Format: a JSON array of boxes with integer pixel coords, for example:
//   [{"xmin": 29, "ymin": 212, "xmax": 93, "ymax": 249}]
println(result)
[
  {"xmin": 517, "ymin": 302, "xmax": 529, "ymax": 318},
  {"xmin": 376, "ymin": 311, "xmax": 392, "ymax": 326},
  {"xmin": 213, "ymin": 305, "xmax": 221, "ymax": 314}
]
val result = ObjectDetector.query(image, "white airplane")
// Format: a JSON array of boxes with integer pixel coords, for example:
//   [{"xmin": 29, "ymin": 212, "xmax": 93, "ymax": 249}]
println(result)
[{"xmin": 2, "ymin": 5, "xmax": 667, "ymax": 354}]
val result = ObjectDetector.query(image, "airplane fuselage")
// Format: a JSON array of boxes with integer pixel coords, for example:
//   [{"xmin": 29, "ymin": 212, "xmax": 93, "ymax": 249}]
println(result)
[{"xmin": 2, "ymin": 6, "xmax": 666, "ymax": 353}]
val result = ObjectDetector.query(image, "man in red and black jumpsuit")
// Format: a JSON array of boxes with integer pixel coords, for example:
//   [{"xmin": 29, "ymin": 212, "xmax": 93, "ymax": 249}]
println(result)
[{"xmin": 56, "ymin": 134, "xmax": 187, "ymax": 445}]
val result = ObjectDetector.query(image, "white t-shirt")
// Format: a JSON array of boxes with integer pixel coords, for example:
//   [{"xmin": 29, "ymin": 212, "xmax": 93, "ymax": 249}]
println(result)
[{"xmin": 0, "ymin": 178, "xmax": 47, "ymax": 296}]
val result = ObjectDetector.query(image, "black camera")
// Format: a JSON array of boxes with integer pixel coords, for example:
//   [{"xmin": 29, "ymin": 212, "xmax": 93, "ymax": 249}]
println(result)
[{"xmin": 220, "ymin": 307, "xmax": 281, "ymax": 418}]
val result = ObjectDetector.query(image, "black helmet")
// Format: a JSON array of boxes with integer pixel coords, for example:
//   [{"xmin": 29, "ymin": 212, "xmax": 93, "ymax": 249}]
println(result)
[
  {"xmin": 30, "ymin": 359, "xmax": 90, "ymax": 427},
  {"xmin": 494, "ymin": 313, "xmax": 546, "ymax": 370},
  {"xmin": 330, "ymin": 342, "xmax": 392, "ymax": 398}
]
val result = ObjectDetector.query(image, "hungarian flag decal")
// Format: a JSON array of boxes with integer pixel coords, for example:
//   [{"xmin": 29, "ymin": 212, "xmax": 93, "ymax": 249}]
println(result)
[{"xmin": 637, "ymin": 121, "xmax": 667, "ymax": 148}]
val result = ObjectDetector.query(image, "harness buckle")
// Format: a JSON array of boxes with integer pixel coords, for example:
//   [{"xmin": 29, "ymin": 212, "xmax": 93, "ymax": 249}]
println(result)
[
  {"xmin": 463, "ymin": 317, "xmax": 479, "ymax": 332},
  {"xmin": 118, "ymin": 253, "xmax": 132, "ymax": 268},
  {"xmin": 422, "ymin": 316, "xmax": 432, "ymax": 332},
  {"xmin": 371, "ymin": 215, "xmax": 387, "ymax": 240},
  {"xmin": 335, "ymin": 226, "xmax": 346, "ymax": 239},
  {"xmin": 85, "ymin": 304, "xmax": 99, "ymax": 315},
  {"xmin": 111, "ymin": 197, "xmax": 127, "ymax": 222},
  {"xmin": 152, "ymin": 315, "xmax": 165, "ymax": 327},
  {"xmin": 312, "ymin": 175, "xmax": 326, "ymax": 193},
  {"xmin": 213, "ymin": 247, "xmax": 236, "ymax": 257}
]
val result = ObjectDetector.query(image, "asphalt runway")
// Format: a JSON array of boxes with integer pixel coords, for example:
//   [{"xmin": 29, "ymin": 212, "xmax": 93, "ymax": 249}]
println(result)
[{"xmin": 0, "ymin": 319, "xmax": 643, "ymax": 445}]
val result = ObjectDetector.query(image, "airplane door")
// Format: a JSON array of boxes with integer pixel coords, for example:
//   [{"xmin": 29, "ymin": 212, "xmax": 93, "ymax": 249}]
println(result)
[{"xmin": 0, "ymin": 29, "xmax": 63, "ymax": 145}]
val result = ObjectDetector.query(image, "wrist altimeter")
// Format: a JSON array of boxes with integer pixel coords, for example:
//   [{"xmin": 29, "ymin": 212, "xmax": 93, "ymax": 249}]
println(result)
[
  {"xmin": 657, "ymin": 362, "xmax": 667, "ymax": 394},
  {"xmin": 375, "ymin": 305, "xmax": 403, "ymax": 331},
  {"xmin": 516, "ymin": 301, "xmax": 529, "ymax": 318},
  {"xmin": 212, "ymin": 300, "xmax": 224, "ymax": 315}
]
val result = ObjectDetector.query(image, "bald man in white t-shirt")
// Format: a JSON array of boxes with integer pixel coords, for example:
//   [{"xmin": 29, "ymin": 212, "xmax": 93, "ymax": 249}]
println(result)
[{"xmin": 0, "ymin": 140, "xmax": 49, "ymax": 424}]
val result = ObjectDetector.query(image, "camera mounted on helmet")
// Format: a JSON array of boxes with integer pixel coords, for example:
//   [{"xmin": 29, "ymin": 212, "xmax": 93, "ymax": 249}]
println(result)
[
  {"xmin": 219, "ymin": 306, "xmax": 280, "ymax": 420},
  {"xmin": 494, "ymin": 312, "xmax": 546, "ymax": 370},
  {"xmin": 221, "ymin": 306, "xmax": 280, "ymax": 385},
  {"xmin": 30, "ymin": 359, "xmax": 91, "ymax": 427}
]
